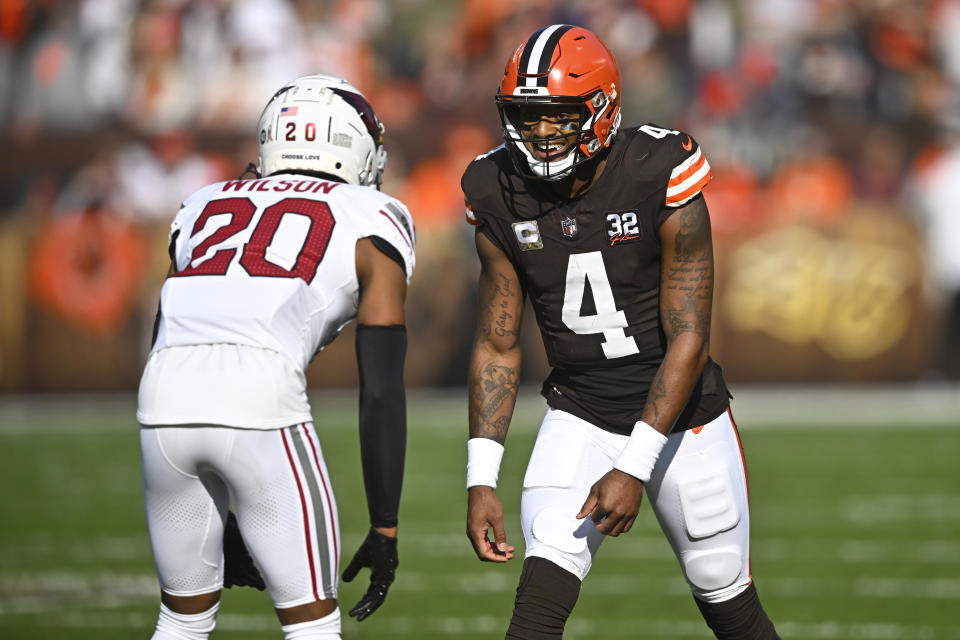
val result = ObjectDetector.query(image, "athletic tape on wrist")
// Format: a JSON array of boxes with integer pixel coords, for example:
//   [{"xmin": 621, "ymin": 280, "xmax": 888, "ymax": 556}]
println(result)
[
  {"xmin": 466, "ymin": 438, "xmax": 505, "ymax": 489},
  {"xmin": 613, "ymin": 420, "xmax": 668, "ymax": 483}
]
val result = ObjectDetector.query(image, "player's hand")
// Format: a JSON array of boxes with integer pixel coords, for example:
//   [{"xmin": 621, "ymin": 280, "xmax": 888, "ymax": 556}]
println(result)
[
  {"xmin": 466, "ymin": 486, "xmax": 515, "ymax": 562},
  {"xmin": 341, "ymin": 528, "xmax": 398, "ymax": 621},
  {"xmin": 576, "ymin": 469, "xmax": 645, "ymax": 537},
  {"xmin": 222, "ymin": 511, "xmax": 266, "ymax": 590}
]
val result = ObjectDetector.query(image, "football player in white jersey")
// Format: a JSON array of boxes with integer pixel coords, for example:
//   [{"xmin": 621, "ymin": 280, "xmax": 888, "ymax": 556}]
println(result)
[{"xmin": 137, "ymin": 75, "xmax": 415, "ymax": 640}]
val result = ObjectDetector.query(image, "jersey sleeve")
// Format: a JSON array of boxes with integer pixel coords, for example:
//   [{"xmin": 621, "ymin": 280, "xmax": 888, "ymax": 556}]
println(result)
[
  {"xmin": 663, "ymin": 134, "xmax": 712, "ymax": 208},
  {"xmin": 464, "ymin": 199, "xmax": 480, "ymax": 226},
  {"xmin": 361, "ymin": 195, "xmax": 416, "ymax": 284},
  {"xmin": 168, "ymin": 204, "xmax": 185, "ymax": 263},
  {"xmin": 461, "ymin": 151, "xmax": 514, "ymax": 256}
]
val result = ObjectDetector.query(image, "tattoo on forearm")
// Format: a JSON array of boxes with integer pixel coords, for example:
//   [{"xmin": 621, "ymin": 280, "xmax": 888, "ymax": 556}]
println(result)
[
  {"xmin": 469, "ymin": 362, "xmax": 518, "ymax": 442},
  {"xmin": 664, "ymin": 199, "xmax": 713, "ymax": 339},
  {"xmin": 647, "ymin": 369, "xmax": 668, "ymax": 428}
]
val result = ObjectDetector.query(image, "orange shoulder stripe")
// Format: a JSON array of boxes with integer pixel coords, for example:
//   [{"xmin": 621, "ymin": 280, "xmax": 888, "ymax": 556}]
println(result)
[
  {"xmin": 667, "ymin": 154, "xmax": 707, "ymax": 188},
  {"xmin": 665, "ymin": 169, "xmax": 712, "ymax": 205}
]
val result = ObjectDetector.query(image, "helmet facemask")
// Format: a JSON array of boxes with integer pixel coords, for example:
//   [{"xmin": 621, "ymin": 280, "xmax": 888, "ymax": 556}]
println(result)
[
  {"xmin": 497, "ymin": 90, "xmax": 618, "ymax": 181},
  {"xmin": 495, "ymin": 24, "xmax": 624, "ymax": 181}
]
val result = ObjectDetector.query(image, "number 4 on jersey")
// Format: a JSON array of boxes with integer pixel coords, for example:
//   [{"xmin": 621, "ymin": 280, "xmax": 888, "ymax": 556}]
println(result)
[{"xmin": 561, "ymin": 252, "xmax": 639, "ymax": 359}]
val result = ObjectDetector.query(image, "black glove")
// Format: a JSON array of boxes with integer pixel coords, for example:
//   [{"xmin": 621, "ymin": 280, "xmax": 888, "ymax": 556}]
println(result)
[
  {"xmin": 341, "ymin": 528, "xmax": 398, "ymax": 621},
  {"xmin": 222, "ymin": 511, "xmax": 266, "ymax": 591}
]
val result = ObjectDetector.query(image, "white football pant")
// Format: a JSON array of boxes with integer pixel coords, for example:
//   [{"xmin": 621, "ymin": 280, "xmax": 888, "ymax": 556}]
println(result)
[
  {"xmin": 141, "ymin": 422, "xmax": 340, "ymax": 608},
  {"xmin": 521, "ymin": 407, "xmax": 752, "ymax": 603}
]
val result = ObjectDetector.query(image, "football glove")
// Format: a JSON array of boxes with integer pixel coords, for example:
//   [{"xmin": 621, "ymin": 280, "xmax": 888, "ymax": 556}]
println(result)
[
  {"xmin": 341, "ymin": 528, "xmax": 398, "ymax": 621},
  {"xmin": 222, "ymin": 511, "xmax": 266, "ymax": 591}
]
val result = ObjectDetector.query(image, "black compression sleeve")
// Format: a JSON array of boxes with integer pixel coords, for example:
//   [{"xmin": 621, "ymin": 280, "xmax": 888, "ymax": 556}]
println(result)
[{"xmin": 355, "ymin": 324, "xmax": 407, "ymax": 528}]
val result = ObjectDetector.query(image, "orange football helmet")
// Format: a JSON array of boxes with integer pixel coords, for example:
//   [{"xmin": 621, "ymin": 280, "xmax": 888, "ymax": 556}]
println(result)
[{"xmin": 496, "ymin": 24, "xmax": 622, "ymax": 180}]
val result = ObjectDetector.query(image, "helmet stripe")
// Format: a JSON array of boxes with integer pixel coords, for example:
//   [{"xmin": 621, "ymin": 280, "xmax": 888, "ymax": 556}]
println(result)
[
  {"xmin": 518, "ymin": 26, "xmax": 549, "ymax": 85},
  {"xmin": 520, "ymin": 24, "xmax": 570, "ymax": 87},
  {"xmin": 535, "ymin": 25, "xmax": 573, "ymax": 86},
  {"xmin": 524, "ymin": 25, "xmax": 561, "ymax": 76}
]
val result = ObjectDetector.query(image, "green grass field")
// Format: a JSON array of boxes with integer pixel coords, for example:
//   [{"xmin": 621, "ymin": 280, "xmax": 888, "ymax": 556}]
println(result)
[{"xmin": 1, "ymin": 388, "xmax": 958, "ymax": 639}]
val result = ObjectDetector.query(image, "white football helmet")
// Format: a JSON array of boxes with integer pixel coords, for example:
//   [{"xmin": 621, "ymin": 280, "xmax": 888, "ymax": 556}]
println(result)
[{"xmin": 257, "ymin": 74, "xmax": 387, "ymax": 187}]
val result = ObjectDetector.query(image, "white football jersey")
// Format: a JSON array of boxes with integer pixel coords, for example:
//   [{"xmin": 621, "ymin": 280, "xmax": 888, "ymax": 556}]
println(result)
[{"xmin": 137, "ymin": 174, "xmax": 415, "ymax": 428}]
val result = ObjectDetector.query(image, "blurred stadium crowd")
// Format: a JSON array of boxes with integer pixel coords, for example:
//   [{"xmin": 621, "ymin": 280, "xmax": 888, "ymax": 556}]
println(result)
[{"xmin": 1, "ymin": 0, "xmax": 959, "ymax": 391}]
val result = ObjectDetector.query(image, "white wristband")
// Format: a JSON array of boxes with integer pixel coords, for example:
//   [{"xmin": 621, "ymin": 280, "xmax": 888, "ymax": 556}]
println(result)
[
  {"xmin": 466, "ymin": 438, "xmax": 505, "ymax": 489},
  {"xmin": 613, "ymin": 420, "xmax": 668, "ymax": 483}
]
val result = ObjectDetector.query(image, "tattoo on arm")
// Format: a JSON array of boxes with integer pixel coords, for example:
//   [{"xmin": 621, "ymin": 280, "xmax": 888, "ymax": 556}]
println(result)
[
  {"xmin": 469, "ymin": 234, "xmax": 524, "ymax": 444},
  {"xmin": 471, "ymin": 272, "xmax": 521, "ymax": 440},
  {"xmin": 478, "ymin": 272, "xmax": 522, "ymax": 341},
  {"xmin": 663, "ymin": 197, "xmax": 714, "ymax": 340},
  {"xmin": 646, "ymin": 368, "xmax": 668, "ymax": 429},
  {"xmin": 469, "ymin": 362, "xmax": 518, "ymax": 442},
  {"xmin": 643, "ymin": 198, "xmax": 715, "ymax": 432}
]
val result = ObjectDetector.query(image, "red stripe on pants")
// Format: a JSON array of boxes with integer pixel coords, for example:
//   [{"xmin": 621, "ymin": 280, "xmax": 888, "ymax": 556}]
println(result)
[{"xmin": 281, "ymin": 428, "xmax": 321, "ymax": 602}]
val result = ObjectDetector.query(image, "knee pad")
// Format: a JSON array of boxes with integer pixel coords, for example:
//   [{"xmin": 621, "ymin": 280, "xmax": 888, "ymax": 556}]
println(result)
[
  {"xmin": 682, "ymin": 546, "xmax": 744, "ymax": 594},
  {"xmin": 522, "ymin": 424, "xmax": 599, "ymax": 580},
  {"xmin": 152, "ymin": 602, "xmax": 218, "ymax": 640},
  {"xmin": 281, "ymin": 608, "xmax": 341, "ymax": 639},
  {"xmin": 506, "ymin": 557, "xmax": 582, "ymax": 640}
]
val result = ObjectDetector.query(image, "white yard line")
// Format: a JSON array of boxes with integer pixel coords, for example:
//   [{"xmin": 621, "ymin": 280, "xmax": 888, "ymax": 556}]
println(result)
[
  {"xmin": 384, "ymin": 532, "xmax": 960, "ymax": 565},
  {"xmin": 727, "ymin": 383, "xmax": 960, "ymax": 428},
  {"xmin": 0, "ymin": 572, "xmax": 157, "ymax": 614},
  {"xmin": 37, "ymin": 610, "xmax": 960, "ymax": 638},
  {"xmin": 3, "ymin": 531, "xmax": 958, "ymax": 568},
  {"xmin": 4, "ymin": 570, "xmax": 959, "ymax": 609},
  {"xmin": 2, "ymin": 384, "xmax": 959, "ymax": 435}
]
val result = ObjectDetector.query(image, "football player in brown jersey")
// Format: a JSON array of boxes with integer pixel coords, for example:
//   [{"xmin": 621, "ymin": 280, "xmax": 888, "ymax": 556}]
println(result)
[{"xmin": 462, "ymin": 25, "xmax": 779, "ymax": 639}]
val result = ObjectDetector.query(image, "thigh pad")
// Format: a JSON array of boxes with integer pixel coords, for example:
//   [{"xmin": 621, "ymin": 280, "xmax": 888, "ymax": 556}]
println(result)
[{"xmin": 673, "ymin": 441, "xmax": 740, "ymax": 539}]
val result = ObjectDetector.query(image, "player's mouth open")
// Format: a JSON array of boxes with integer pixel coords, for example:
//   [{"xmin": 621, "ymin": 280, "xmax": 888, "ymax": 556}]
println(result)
[{"xmin": 529, "ymin": 140, "xmax": 573, "ymax": 162}]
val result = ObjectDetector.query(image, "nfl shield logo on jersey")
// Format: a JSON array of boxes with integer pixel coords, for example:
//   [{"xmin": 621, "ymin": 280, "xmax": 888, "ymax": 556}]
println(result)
[{"xmin": 561, "ymin": 217, "xmax": 578, "ymax": 238}]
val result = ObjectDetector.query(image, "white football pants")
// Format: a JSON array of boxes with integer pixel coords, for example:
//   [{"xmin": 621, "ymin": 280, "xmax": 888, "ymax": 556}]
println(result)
[
  {"xmin": 140, "ymin": 422, "xmax": 340, "ymax": 608},
  {"xmin": 520, "ymin": 407, "xmax": 753, "ymax": 603}
]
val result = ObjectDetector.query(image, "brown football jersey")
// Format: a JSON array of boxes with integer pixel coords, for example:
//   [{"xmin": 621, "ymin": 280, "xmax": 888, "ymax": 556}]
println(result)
[{"xmin": 462, "ymin": 124, "xmax": 729, "ymax": 435}]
